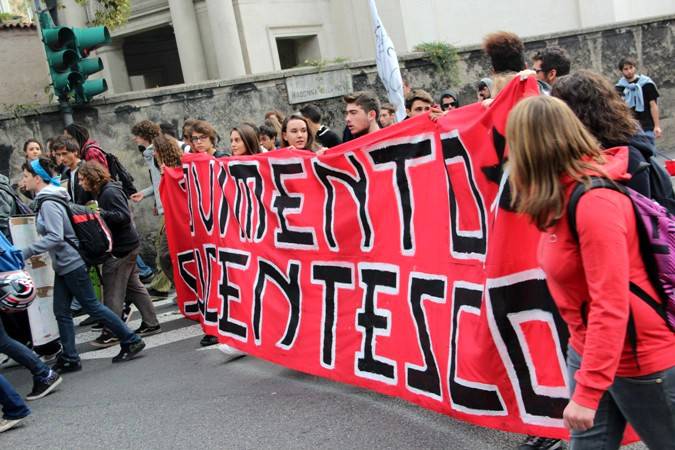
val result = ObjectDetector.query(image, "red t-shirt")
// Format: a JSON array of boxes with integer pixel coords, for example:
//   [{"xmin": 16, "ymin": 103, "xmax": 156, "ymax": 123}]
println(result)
[{"xmin": 539, "ymin": 152, "xmax": 675, "ymax": 410}]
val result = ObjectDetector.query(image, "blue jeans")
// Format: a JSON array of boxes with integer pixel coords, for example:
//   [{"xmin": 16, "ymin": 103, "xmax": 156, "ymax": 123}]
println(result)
[
  {"xmin": 0, "ymin": 319, "xmax": 50, "ymax": 381},
  {"xmin": 644, "ymin": 129, "xmax": 656, "ymax": 146},
  {"xmin": 136, "ymin": 255, "xmax": 153, "ymax": 278},
  {"xmin": 0, "ymin": 374, "xmax": 30, "ymax": 420},
  {"xmin": 53, "ymin": 264, "xmax": 139, "ymax": 363},
  {"xmin": 567, "ymin": 346, "xmax": 675, "ymax": 449}
]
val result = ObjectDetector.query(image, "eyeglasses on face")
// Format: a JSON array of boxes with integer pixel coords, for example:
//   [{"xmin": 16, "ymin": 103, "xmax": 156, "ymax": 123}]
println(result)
[{"xmin": 190, "ymin": 135, "xmax": 209, "ymax": 142}]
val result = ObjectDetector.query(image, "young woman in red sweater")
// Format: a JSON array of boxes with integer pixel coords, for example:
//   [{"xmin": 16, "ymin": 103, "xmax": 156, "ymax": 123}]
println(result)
[{"xmin": 506, "ymin": 95, "xmax": 675, "ymax": 449}]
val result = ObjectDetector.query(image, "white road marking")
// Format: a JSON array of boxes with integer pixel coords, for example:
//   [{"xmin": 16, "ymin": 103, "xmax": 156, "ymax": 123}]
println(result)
[{"xmin": 80, "ymin": 324, "xmax": 204, "ymax": 360}]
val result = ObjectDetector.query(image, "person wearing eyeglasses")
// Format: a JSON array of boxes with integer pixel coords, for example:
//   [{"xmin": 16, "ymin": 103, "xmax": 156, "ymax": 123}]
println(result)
[
  {"xmin": 531, "ymin": 47, "xmax": 570, "ymax": 95},
  {"xmin": 439, "ymin": 90, "xmax": 460, "ymax": 111},
  {"xmin": 189, "ymin": 120, "xmax": 229, "ymax": 158}
]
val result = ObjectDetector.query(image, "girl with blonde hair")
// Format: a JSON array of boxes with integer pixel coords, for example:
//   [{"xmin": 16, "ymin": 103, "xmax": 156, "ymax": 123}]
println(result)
[{"xmin": 507, "ymin": 95, "xmax": 675, "ymax": 449}]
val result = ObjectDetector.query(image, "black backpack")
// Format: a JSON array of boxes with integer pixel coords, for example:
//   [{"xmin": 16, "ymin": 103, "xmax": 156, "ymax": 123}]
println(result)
[
  {"xmin": 84, "ymin": 144, "xmax": 138, "ymax": 198},
  {"xmin": 36, "ymin": 195, "xmax": 113, "ymax": 266}
]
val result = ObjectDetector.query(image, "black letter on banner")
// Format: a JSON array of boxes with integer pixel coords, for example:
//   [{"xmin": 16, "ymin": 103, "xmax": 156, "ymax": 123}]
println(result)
[
  {"xmin": 194, "ymin": 245, "xmax": 219, "ymax": 324},
  {"xmin": 449, "ymin": 282, "xmax": 506, "ymax": 415},
  {"xmin": 441, "ymin": 131, "xmax": 487, "ymax": 261},
  {"xmin": 217, "ymin": 165, "xmax": 229, "ymax": 236},
  {"xmin": 368, "ymin": 137, "xmax": 434, "ymax": 255},
  {"xmin": 183, "ymin": 165, "xmax": 195, "ymax": 235},
  {"xmin": 191, "ymin": 160, "xmax": 215, "ymax": 234},
  {"xmin": 177, "ymin": 250, "xmax": 200, "ymax": 315},
  {"xmin": 312, "ymin": 153, "xmax": 372, "ymax": 251},
  {"xmin": 486, "ymin": 272, "xmax": 570, "ymax": 423},
  {"xmin": 217, "ymin": 248, "xmax": 250, "ymax": 340},
  {"xmin": 311, "ymin": 263, "xmax": 354, "ymax": 369},
  {"xmin": 270, "ymin": 158, "xmax": 316, "ymax": 248},
  {"xmin": 406, "ymin": 273, "xmax": 446, "ymax": 400},
  {"xmin": 252, "ymin": 259, "xmax": 302, "ymax": 349},
  {"xmin": 355, "ymin": 263, "xmax": 398, "ymax": 384},
  {"xmin": 229, "ymin": 162, "xmax": 266, "ymax": 241}
]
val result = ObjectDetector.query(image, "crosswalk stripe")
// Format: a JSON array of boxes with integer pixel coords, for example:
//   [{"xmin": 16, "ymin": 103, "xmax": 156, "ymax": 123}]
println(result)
[{"xmin": 80, "ymin": 324, "xmax": 204, "ymax": 360}]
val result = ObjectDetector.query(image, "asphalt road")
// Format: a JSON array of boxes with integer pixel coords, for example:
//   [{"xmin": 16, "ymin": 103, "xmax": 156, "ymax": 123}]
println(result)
[{"xmin": 1, "ymin": 299, "xmax": 647, "ymax": 450}]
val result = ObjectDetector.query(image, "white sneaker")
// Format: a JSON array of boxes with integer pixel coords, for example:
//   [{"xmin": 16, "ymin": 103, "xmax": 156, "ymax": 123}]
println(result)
[
  {"xmin": 217, "ymin": 344, "xmax": 246, "ymax": 362},
  {"xmin": 0, "ymin": 417, "xmax": 25, "ymax": 433},
  {"xmin": 0, "ymin": 355, "xmax": 19, "ymax": 369}
]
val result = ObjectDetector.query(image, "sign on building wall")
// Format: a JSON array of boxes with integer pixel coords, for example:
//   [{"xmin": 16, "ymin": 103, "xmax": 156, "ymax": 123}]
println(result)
[{"xmin": 286, "ymin": 69, "xmax": 353, "ymax": 104}]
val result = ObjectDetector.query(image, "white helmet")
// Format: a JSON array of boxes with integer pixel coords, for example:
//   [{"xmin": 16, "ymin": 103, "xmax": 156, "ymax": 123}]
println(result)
[{"xmin": 0, "ymin": 270, "xmax": 36, "ymax": 312}]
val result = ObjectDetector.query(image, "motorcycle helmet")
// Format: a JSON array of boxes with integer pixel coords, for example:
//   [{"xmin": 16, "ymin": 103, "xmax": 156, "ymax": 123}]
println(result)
[{"xmin": 0, "ymin": 270, "xmax": 36, "ymax": 312}]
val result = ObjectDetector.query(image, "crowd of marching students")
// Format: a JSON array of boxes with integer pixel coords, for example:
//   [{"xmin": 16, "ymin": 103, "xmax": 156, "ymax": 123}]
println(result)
[{"xmin": 0, "ymin": 29, "xmax": 673, "ymax": 449}]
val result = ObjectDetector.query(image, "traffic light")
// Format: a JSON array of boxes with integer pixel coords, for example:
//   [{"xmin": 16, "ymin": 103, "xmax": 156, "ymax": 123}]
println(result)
[{"xmin": 39, "ymin": 11, "xmax": 111, "ymax": 104}]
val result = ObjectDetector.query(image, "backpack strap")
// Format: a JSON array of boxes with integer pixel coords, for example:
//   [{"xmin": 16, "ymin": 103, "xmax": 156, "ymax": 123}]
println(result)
[
  {"xmin": 567, "ymin": 177, "xmax": 624, "ymax": 242},
  {"xmin": 35, "ymin": 195, "xmax": 80, "ymax": 252}
]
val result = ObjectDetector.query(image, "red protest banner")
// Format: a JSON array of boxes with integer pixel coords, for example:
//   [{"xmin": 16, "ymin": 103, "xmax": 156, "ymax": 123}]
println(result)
[{"xmin": 160, "ymin": 77, "xmax": 591, "ymax": 439}]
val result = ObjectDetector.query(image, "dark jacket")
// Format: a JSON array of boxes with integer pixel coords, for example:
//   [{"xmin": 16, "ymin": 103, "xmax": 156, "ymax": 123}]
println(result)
[
  {"xmin": 98, "ymin": 181, "xmax": 139, "ymax": 258},
  {"xmin": 63, "ymin": 161, "xmax": 95, "ymax": 205},
  {"xmin": 0, "ymin": 175, "xmax": 15, "ymax": 240},
  {"xmin": 316, "ymin": 125, "xmax": 341, "ymax": 149},
  {"xmin": 603, "ymin": 131, "xmax": 675, "ymax": 212}
]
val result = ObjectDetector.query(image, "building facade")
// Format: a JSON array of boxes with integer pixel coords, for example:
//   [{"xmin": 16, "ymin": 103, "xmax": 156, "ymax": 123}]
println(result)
[{"xmin": 4, "ymin": 0, "xmax": 675, "ymax": 99}]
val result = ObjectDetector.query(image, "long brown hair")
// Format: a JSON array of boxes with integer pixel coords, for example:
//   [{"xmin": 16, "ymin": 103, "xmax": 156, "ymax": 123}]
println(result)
[
  {"xmin": 153, "ymin": 134, "xmax": 183, "ymax": 168},
  {"xmin": 506, "ymin": 96, "xmax": 606, "ymax": 230},
  {"xmin": 551, "ymin": 70, "xmax": 638, "ymax": 147},
  {"xmin": 78, "ymin": 161, "xmax": 111, "ymax": 195},
  {"xmin": 231, "ymin": 123, "xmax": 261, "ymax": 155}
]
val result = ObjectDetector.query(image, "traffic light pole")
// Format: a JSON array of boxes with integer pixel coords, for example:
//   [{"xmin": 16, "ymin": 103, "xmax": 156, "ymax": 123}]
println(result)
[
  {"xmin": 34, "ymin": 0, "xmax": 109, "ymax": 127},
  {"xmin": 33, "ymin": 0, "xmax": 72, "ymax": 128},
  {"xmin": 60, "ymin": 102, "xmax": 74, "ymax": 126}
]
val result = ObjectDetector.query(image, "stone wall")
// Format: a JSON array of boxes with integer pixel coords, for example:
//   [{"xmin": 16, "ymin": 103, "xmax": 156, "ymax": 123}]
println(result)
[{"xmin": 1, "ymin": 14, "xmax": 673, "ymax": 261}]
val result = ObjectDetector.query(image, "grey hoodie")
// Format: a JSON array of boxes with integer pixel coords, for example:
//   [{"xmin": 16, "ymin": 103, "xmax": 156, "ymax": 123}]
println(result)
[
  {"xmin": 139, "ymin": 145, "xmax": 164, "ymax": 215},
  {"xmin": 20, "ymin": 184, "xmax": 83, "ymax": 276}
]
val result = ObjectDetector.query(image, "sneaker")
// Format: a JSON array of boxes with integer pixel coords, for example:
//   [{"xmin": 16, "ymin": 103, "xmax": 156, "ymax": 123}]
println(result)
[
  {"xmin": 90, "ymin": 330, "xmax": 119, "ymax": 348},
  {"xmin": 121, "ymin": 303, "xmax": 133, "ymax": 324},
  {"xmin": 518, "ymin": 436, "xmax": 562, "ymax": 450},
  {"xmin": 147, "ymin": 288, "xmax": 169, "ymax": 298},
  {"xmin": 112, "ymin": 339, "xmax": 145, "ymax": 363},
  {"xmin": 79, "ymin": 316, "xmax": 98, "ymax": 327},
  {"xmin": 134, "ymin": 322, "xmax": 161, "ymax": 337},
  {"xmin": 26, "ymin": 370, "xmax": 62, "ymax": 401},
  {"xmin": 0, "ymin": 355, "xmax": 18, "ymax": 369},
  {"xmin": 0, "ymin": 417, "xmax": 26, "ymax": 433},
  {"xmin": 38, "ymin": 348, "xmax": 62, "ymax": 365},
  {"xmin": 70, "ymin": 308, "xmax": 85, "ymax": 317},
  {"xmin": 140, "ymin": 271, "xmax": 155, "ymax": 284},
  {"xmin": 200, "ymin": 335, "xmax": 218, "ymax": 347},
  {"xmin": 52, "ymin": 357, "xmax": 82, "ymax": 374},
  {"xmin": 91, "ymin": 322, "xmax": 104, "ymax": 330}
]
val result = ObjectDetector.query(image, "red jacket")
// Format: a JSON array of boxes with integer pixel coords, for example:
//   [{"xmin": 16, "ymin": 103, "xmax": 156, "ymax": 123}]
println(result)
[
  {"xmin": 81, "ymin": 139, "xmax": 109, "ymax": 170},
  {"xmin": 538, "ymin": 146, "xmax": 675, "ymax": 410}
]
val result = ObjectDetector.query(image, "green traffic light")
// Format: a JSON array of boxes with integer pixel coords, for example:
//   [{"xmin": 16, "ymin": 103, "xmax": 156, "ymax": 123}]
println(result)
[
  {"xmin": 52, "ymin": 71, "xmax": 84, "ymax": 92},
  {"xmin": 79, "ymin": 78, "xmax": 108, "ymax": 101},
  {"xmin": 77, "ymin": 57, "xmax": 104, "ymax": 76},
  {"xmin": 47, "ymin": 49, "xmax": 77, "ymax": 70},
  {"xmin": 73, "ymin": 26, "xmax": 111, "ymax": 51},
  {"xmin": 42, "ymin": 27, "xmax": 75, "ymax": 50},
  {"xmin": 39, "ymin": 10, "xmax": 110, "ymax": 104}
]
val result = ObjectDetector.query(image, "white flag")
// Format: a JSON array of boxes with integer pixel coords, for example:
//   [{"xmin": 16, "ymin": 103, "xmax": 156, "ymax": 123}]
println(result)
[{"xmin": 368, "ymin": 0, "xmax": 406, "ymax": 121}]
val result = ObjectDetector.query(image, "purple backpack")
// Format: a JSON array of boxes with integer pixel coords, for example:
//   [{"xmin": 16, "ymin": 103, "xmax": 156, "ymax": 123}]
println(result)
[{"xmin": 568, "ymin": 177, "xmax": 675, "ymax": 331}]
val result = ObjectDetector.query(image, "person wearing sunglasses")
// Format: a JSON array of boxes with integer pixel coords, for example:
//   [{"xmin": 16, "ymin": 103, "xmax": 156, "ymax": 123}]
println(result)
[{"xmin": 439, "ymin": 90, "xmax": 460, "ymax": 111}]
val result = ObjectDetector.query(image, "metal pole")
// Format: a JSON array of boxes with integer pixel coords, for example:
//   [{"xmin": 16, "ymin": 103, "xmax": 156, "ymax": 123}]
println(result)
[{"xmin": 60, "ymin": 102, "xmax": 73, "ymax": 126}]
